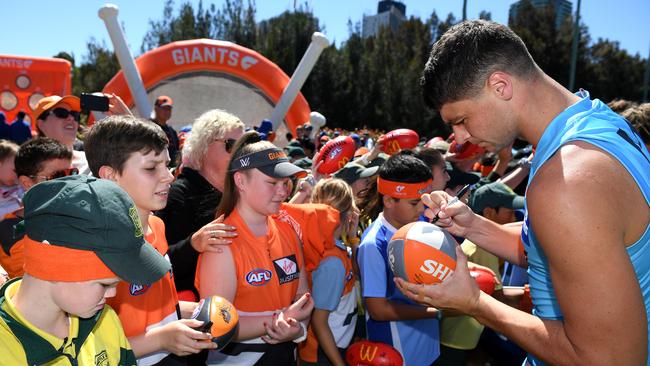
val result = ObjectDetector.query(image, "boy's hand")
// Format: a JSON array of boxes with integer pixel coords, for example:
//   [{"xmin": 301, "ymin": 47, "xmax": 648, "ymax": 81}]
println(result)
[
  {"xmin": 156, "ymin": 319, "xmax": 218, "ymax": 356},
  {"xmin": 282, "ymin": 293, "xmax": 314, "ymax": 322},
  {"xmin": 178, "ymin": 300, "xmax": 199, "ymax": 319},
  {"xmin": 366, "ymin": 140, "xmax": 383, "ymax": 162},
  {"xmin": 297, "ymin": 175, "xmax": 315, "ymax": 196},
  {"xmin": 261, "ymin": 312, "xmax": 303, "ymax": 344},
  {"xmin": 191, "ymin": 215, "xmax": 237, "ymax": 253}
]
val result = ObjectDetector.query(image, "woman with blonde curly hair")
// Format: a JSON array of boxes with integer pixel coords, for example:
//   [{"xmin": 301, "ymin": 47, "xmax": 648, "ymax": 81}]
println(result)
[{"xmin": 156, "ymin": 109, "xmax": 244, "ymax": 301}]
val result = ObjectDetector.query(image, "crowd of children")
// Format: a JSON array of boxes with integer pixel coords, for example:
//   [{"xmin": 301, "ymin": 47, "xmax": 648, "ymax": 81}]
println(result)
[{"xmin": 1, "ymin": 19, "xmax": 649, "ymax": 366}]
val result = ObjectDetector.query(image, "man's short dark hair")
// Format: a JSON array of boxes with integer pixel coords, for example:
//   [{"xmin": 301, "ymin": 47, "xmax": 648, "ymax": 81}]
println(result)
[
  {"xmin": 84, "ymin": 115, "xmax": 168, "ymax": 176},
  {"xmin": 379, "ymin": 151, "xmax": 432, "ymax": 184},
  {"xmin": 15, "ymin": 138, "xmax": 72, "ymax": 177},
  {"xmin": 421, "ymin": 20, "xmax": 537, "ymax": 111}
]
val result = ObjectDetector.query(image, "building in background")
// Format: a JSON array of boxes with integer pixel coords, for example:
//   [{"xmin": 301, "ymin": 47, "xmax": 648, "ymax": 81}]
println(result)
[
  {"xmin": 509, "ymin": 0, "xmax": 572, "ymax": 28},
  {"xmin": 362, "ymin": 1, "xmax": 407, "ymax": 38}
]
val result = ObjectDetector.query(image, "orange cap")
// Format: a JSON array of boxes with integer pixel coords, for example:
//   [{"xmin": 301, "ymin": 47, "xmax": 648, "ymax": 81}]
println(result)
[
  {"xmin": 22, "ymin": 236, "xmax": 115, "ymax": 282},
  {"xmin": 33, "ymin": 95, "xmax": 80, "ymax": 121}
]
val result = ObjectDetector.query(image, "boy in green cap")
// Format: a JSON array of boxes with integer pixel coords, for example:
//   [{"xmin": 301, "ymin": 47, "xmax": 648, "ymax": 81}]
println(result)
[{"xmin": 0, "ymin": 175, "xmax": 171, "ymax": 365}]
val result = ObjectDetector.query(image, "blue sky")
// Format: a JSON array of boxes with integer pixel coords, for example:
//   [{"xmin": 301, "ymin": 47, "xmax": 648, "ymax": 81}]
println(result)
[{"xmin": 1, "ymin": 0, "xmax": 649, "ymax": 64}]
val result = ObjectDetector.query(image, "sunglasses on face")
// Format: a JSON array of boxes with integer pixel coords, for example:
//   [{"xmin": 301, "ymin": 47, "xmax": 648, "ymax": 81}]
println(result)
[
  {"xmin": 215, "ymin": 138, "xmax": 237, "ymax": 153},
  {"xmin": 40, "ymin": 108, "xmax": 81, "ymax": 122},
  {"xmin": 30, "ymin": 167, "xmax": 79, "ymax": 182}
]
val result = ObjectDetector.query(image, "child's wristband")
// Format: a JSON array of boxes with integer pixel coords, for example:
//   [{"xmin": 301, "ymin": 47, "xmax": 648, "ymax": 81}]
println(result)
[{"xmin": 293, "ymin": 322, "xmax": 308, "ymax": 343}]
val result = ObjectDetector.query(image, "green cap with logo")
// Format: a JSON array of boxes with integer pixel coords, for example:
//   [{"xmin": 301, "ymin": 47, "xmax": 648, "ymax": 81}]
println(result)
[
  {"xmin": 468, "ymin": 182, "xmax": 525, "ymax": 214},
  {"xmin": 23, "ymin": 175, "xmax": 171, "ymax": 285}
]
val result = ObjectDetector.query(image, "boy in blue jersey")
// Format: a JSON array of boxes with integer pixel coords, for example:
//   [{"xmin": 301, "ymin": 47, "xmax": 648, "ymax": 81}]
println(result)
[
  {"xmin": 357, "ymin": 152, "xmax": 442, "ymax": 365},
  {"xmin": 396, "ymin": 20, "xmax": 650, "ymax": 365}
]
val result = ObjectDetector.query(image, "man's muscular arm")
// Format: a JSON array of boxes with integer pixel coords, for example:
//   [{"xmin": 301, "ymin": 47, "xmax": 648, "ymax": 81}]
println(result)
[{"xmin": 400, "ymin": 143, "xmax": 648, "ymax": 365}]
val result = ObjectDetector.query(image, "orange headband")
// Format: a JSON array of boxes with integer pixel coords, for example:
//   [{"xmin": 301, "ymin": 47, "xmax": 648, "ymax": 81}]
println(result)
[
  {"xmin": 23, "ymin": 236, "xmax": 116, "ymax": 282},
  {"xmin": 377, "ymin": 177, "xmax": 432, "ymax": 199}
]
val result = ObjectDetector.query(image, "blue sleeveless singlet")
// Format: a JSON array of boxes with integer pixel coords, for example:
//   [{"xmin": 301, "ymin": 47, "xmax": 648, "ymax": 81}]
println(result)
[{"xmin": 521, "ymin": 91, "xmax": 650, "ymax": 365}]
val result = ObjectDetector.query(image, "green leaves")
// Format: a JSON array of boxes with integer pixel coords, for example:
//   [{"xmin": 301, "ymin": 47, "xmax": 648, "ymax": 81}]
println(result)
[{"xmin": 65, "ymin": 1, "xmax": 646, "ymax": 135}]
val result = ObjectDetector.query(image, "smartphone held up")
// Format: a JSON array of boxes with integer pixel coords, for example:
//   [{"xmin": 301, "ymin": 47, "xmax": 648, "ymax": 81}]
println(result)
[{"xmin": 80, "ymin": 93, "xmax": 110, "ymax": 112}]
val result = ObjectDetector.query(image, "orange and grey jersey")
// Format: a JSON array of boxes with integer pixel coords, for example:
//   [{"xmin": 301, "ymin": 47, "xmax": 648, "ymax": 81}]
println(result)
[
  {"xmin": 197, "ymin": 208, "xmax": 303, "ymax": 366},
  {"xmin": 299, "ymin": 241, "xmax": 358, "ymax": 363},
  {"xmin": 107, "ymin": 215, "xmax": 180, "ymax": 366}
]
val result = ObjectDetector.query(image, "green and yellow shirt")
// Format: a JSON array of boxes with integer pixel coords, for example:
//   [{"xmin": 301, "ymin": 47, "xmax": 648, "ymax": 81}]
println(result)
[{"xmin": 0, "ymin": 278, "xmax": 136, "ymax": 365}]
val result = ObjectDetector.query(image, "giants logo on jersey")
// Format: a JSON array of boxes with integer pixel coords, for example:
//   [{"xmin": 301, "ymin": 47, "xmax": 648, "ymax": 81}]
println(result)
[
  {"xmin": 246, "ymin": 268, "xmax": 273, "ymax": 286},
  {"xmin": 129, "ymin": 283, "xmax": 151, "ymax": 296}
]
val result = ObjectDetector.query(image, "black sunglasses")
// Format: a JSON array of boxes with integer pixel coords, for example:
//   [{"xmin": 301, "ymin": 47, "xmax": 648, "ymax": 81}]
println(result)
[
  {"xmin": 39, "ymin": 108, "xmax": 81, "ymax": 122},
  {"xmin": 30, "ymin": 167, "xmax": 79, "ymax": 182},
  {"xmin": 215, "ymin": 138, "xmax": 237, "ymax": 153}
]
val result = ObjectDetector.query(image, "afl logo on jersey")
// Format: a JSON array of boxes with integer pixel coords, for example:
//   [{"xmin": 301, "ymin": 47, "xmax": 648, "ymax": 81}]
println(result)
[
  {"xmin": 129, "ymin": 283, "xmax": 151, "ymax": 296},
  {"xmin": 246, "ymin": 268, "xmax": 272, "ymax": 286}
]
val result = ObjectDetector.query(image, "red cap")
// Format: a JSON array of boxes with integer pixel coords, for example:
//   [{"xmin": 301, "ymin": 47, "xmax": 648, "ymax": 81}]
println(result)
[{"xmin": 155, "ymin": 95, "xmax": 173, "ymax": 107}]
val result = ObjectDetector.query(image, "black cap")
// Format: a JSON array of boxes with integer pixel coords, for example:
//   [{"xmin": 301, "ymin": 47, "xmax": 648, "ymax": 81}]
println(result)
[
  {"xmin": 333, "ymin": 162, "xmax": 379, "ymax": 185},
  {"xmin": 230, "ymin": 148, "xmax": 307, "ymax": 179}
]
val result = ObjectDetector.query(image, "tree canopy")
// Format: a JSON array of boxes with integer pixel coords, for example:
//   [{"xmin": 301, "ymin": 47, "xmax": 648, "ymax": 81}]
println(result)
[{"xmin": 60, "ymin": 0, "xmax": 647, "ymax": 135}]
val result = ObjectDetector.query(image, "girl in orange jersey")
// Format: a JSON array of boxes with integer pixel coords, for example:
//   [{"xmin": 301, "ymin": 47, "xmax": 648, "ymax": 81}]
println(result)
[
  {"xmin": 297, "ymin": 178, "xmax": 360, "ymax": 366},
  {"xmin": 197, "ymin": 131, "xmax": 314, "ymax": 366}
]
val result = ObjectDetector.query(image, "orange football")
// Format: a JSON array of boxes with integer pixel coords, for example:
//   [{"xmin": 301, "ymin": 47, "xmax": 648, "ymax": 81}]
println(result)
[{"xmin": 388, "ymin": 222, "xmax": 458, "ymax": 285}]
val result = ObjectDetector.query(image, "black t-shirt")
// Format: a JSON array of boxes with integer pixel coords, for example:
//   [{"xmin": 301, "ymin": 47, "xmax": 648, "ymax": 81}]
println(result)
[
  {"xmin": 155, "ymin": 167, "xmax": 222, "ymax": 297},
  {"xmin": 152, "ymin": 119, "xmax": 180, "ymax": 167}
]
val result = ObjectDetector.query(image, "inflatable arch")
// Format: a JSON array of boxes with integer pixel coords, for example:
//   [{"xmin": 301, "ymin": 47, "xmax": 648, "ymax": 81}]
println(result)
[{"xmin": 101, "ymin": 39, "xmax": 311, "ymax": 134}]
